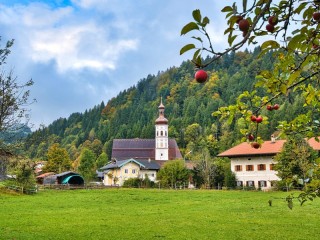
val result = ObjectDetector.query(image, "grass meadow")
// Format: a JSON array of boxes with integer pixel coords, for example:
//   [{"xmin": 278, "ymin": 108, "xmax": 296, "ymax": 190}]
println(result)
[{"xmin": 0, "ymin": 188, "xmax": 319, "ymax": 240}]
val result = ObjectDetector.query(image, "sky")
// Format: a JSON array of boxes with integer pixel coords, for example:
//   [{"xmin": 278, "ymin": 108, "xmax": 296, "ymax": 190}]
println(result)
[{"xmin": 0, "ymin": 0, "xmax": 229, "ymax": 130}]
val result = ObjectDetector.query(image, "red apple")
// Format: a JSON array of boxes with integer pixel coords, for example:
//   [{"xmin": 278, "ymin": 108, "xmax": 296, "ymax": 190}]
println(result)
[
  {"xmin": 266, "ymin": 24, "xmax": 275, "ymax": 32},
  {"xmin": 239, "ymin": 19, "xmax": 250, "ymax": 32},
  {"xmin": 195, "ymin": 70, "xmax": 208, "ymax": 83},
  {"xmin": 313, "ymin": 12, "xmax": 320, "ymax": 21},
  {"xmin": 313, "ymin": 44, "xmax": 319, "ymax": 49},
  {"xmin": 266, "ymin": 105, "xmax": 273, "ymax": 111},
  {"xmin": 268, "ymin": 16, "xmax": 278, "ymax": 26},
  {"xmin": 250, "ymin": 115, "xmax": 257, "ymax": 122},
  {"xmin": 248, "ymin": 134, "xmax": 255, "ymax": 141},
  {"xmin": 251, "ymin": 142, "xmax": 261, "ymax": 149},
  {"xmin": 273, "ymin": 104, "xmax": 280, "ymax": 110},
  {"xmin": 256, "ymin": 116, "xmax": 263, "ymax": 123}
]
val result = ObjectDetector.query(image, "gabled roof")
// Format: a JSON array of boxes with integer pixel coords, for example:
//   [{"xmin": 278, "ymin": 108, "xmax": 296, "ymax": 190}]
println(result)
[
  {"xmin": 218, "ymin": 140, "xmax": 286, "ymax": 157},
  {"xmin": 55, "ymin": 171, "xmax": 79, "ymax": 177},
  {"xmin": 100, "ymin": 158, "xmax": 160, "ymax": 171},
  {"xmin": 218, "ymin": 137, "xmax": 320, "ymax": 158},
  {"xmin": 36, "ymin": 172, "xmax": 55, "ymax": 179},
  {"xmin": 111, "ymin": 138, "xmax": 182, "ymax": 161}
]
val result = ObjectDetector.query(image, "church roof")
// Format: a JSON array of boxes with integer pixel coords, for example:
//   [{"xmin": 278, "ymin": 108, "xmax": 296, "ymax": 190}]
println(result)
[
  {"xmin": 112, "ymin": 138, "xmax": 182, "ymax": 161},
  {"xmin": 155, "ymin": 116, "xmax": 168, "ymax": 124}
]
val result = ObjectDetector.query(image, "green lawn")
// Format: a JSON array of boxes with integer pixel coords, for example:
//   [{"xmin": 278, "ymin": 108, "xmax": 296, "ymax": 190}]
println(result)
[{"xmin": 0, "ymin": 188, "xmax": 319, "ymax": 240}]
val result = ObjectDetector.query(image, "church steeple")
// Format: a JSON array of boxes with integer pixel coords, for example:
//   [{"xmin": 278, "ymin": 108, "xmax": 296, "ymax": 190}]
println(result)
[
  {"xmin": 155, "ymin": 97, "xmax": 168, "ymax": 125},
  {"xmin": 155, "ymin": 97, "xmax": 169, "ymax": 161}
]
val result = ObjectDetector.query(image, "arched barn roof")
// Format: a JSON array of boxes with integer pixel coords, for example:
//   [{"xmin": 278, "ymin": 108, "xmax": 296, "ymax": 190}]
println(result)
[{"xmin": 61, "ymin": 175, "xmax": 84, "ymax": 185}]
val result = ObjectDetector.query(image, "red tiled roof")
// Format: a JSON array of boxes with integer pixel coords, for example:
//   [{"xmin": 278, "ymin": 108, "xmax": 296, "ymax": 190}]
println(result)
[
  {"xmin": 218, "ymin": 137, "xmax": 320, "ymax": 158},
  {"xmin": 36, "ymin": 172, "xmax": 55, "ymax": 179},
  {"xmin": 306, "ymin": 137, "xmax": 320, "ymax": 150},
  {"xmin": 218, "ymin": 140, "xmax": 285, "ymax": 157}
]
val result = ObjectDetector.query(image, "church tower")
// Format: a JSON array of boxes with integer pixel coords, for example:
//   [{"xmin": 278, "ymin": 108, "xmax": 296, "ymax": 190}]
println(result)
[{"xmin": 155, "ymin": 98, "xmax": 169, "ymax": 161}]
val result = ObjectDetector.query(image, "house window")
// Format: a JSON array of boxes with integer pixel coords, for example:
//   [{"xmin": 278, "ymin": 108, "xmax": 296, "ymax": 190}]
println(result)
[
  {"xmin": 246, "ymin": 165, "xmax": 254, "ymax": 171},
  {"xmin": 124, "ymin": 169, "xmax": 128, "ymax": 174},
  {"xmin": 270, "ymin": 164, "xmax": 275, "ymax": 170},
  {"xmin": 258, "ymin": 181, "xmax": 267, "ymax": 188},
  {"xmin": 246, "ymin": 181, "xmax": 254, "ymax": 187},
  {"xmin": 234, "ymin": 165, "xmax": 242, "ymax": 172},
  {"xmin": 257, "ymin": 164, "xmax": 266, "ymax": 171},
  {"xmin": 161, "ymin": 131, "xmax": 163, "ymax": 136},
  {"xmin": 236, "ymin": 181, "xmax": 243, "ymax": 187},
  {"xmin": 132, "ymin": 169, "xmax": 136, "ymax": 174},
  {"xmin": 151, "ymin": 173, "xmax": 155, "ymax": 177}
]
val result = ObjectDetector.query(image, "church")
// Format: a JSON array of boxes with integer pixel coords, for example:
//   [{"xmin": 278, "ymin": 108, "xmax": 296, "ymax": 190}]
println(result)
[{"xmin": 101, "ymin": 99, "xmax": 182, "ymax": 186}]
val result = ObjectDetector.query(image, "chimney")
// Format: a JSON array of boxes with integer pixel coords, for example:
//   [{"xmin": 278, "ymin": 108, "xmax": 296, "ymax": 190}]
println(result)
[{"xmin": 271, "ymin": 135, "xmax": 276, "ymax": 143}]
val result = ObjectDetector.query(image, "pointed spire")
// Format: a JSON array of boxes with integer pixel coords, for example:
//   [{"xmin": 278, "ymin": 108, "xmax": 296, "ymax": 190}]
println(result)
[
  {"xmin": 159, "ymin": 96, "xmax": 165, "ymax": 109},
  {"xmin": 155, "ymin": 97, "xmax": 168, "ymax": 125}
]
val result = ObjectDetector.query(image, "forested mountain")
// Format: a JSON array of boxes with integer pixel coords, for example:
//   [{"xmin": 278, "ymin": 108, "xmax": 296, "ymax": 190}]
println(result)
[{"xmin": 24, "ymin": 47, "xmax": 305, "ymax": 162}]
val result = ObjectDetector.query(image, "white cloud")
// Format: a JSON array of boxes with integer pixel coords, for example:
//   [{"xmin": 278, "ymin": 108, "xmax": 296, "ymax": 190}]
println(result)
[
  {"xmin": 0, "ymin": 2, "xmax": 138, "ymax": 73},
  {"xmin": 30, "ymin": 23, "xmax": 138, "ymax": 72}
]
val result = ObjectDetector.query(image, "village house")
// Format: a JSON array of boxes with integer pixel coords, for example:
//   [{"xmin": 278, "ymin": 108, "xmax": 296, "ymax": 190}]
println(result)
[
  {"xmin": 100, "ymin": 99, "xmax": 182, "ymax": 186},
  {"xmin": 218, "ymin": 136, "xmax": 320, "ymax": 190},
  {"xmin": 101, "ymin": 158, "xmax": 160, "ymax": 186}
]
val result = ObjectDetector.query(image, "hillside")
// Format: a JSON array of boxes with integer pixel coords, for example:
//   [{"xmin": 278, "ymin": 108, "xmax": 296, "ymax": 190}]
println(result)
[{"xmin": 24, "ymin": 47, "xmax": 305, "ymax": 162}]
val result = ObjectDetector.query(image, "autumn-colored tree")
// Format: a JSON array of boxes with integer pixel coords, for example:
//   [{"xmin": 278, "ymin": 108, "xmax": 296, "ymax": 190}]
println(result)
[{"xmin": 43, "ymin": 143, "xmax": 71, "ymax": 173}]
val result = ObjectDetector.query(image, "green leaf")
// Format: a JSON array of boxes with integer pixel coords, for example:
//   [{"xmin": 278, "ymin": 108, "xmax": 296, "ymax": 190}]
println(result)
[
  {"xmin": 300, "ymin": 199, "xmax": 307, "ymax": 206},
  {"xmin": 254, "ymin": 7, "xmax": 261, "ymax": 16},
  {"xmin": 294, "ymin": 2, "xmax": 308, "ymax": 14},
  {"xmin": 228, "ymin": 35, "xmax": 237, "ymax": 46},
  {"xmin": 202, "ymin": 17, "xmax": 210, "ymax": 26},
  {"xmin": 192, "ymin": 9, "xmax": 202, "ymax": 23},
  {"xmin": 181, "ymin": 22, "xmax": 199, "ymax": 35},
  {"xmin": 288, "ymin": 34, "xmax": 302, "ymax": 51},
  {"xmin": 193, "ymin": 49, "xmax": 201, "ymax": 60},
  {"xmin": 260, "ymin": 40, "xmax": 280, "ymax": 50},
  {"xmin": 191, "ymin": 36, "xmax": 203, "ymax": 43},
  {"xmin": 221, "ymin": 6, "xmax": 233, "ymax": 12},
  {"xmin": 224, "ymin": 28, "xmax": 233, "ymax": 35},
  {"xmin": 193, "ymin": 55, "xmax": 202, "ymax": 67},
  {"xmin": 180, "ymin": 44, "xmax": 195, "ymax": 55}
]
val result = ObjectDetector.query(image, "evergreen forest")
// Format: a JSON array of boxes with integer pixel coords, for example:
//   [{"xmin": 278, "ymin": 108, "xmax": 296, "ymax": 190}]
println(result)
[{"xmin": 24, "ymin": 47, "xmax": 308, "ymax": 165}]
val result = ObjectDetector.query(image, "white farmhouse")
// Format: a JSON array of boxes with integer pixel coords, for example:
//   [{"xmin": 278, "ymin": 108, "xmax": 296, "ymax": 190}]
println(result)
[{"xmin": 218, "ymin": 137, "xmax": 320, "ymax": 190}]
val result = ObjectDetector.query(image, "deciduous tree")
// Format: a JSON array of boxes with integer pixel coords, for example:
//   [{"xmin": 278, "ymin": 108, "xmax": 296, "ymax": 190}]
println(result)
[
  {"xmin": 43, "ymin": 143, "xmax": 71, "ymax": 173},
  {"xmin": 181, "ymin": 0, "xmax": 320, "ymax": 142},
  {"xmin": 157, "ymin": 160, "xmax": 189, "ymax": 188},
  {"xmin": 78, "ymin": 148, "xmax": 96, "ymax": 182},
  {"xmin": 180, "ymin": 0, "xmax": 320, "ymax": 205},
  {"xmin": 274, "ymin": 134, "xmax": 318, "ymax": 190},
  {"xmin": 0, "ymin": 38, "xmax": 34, "ymax": 136}
]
